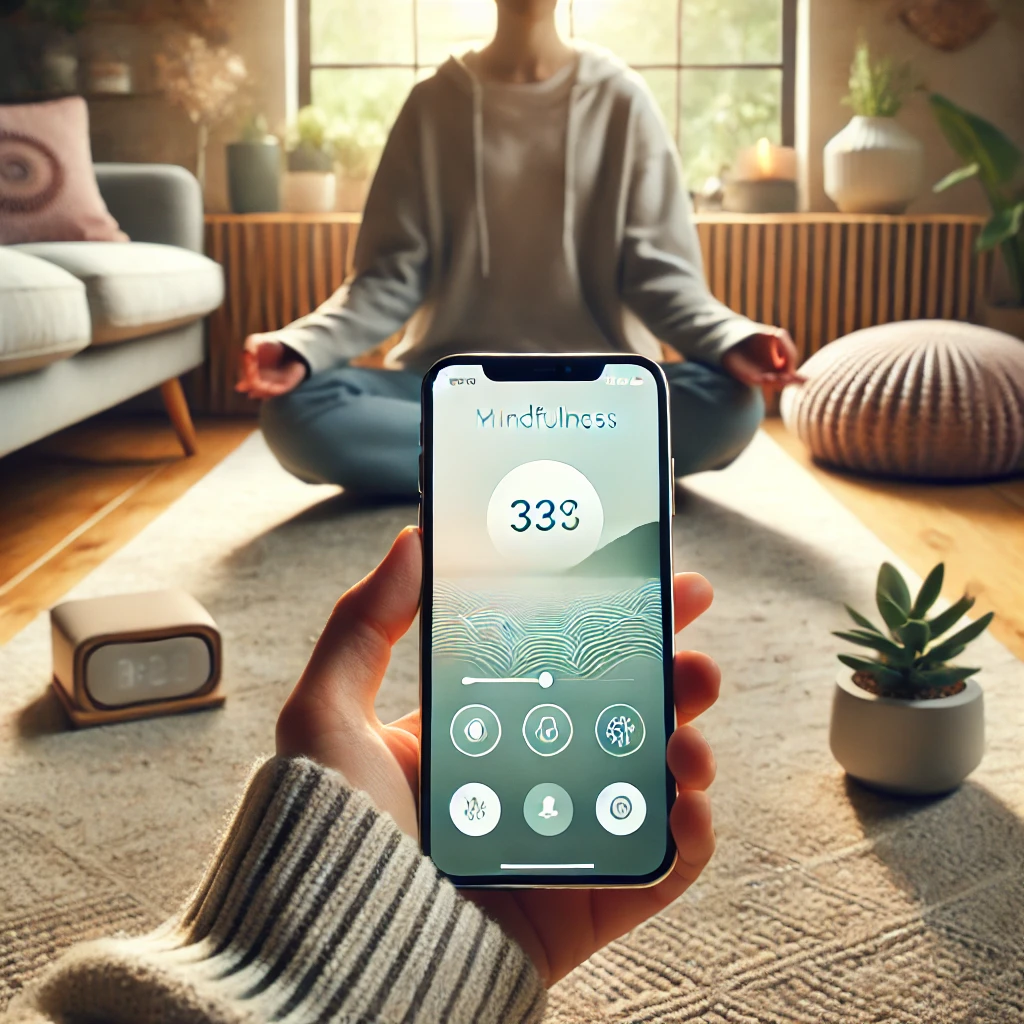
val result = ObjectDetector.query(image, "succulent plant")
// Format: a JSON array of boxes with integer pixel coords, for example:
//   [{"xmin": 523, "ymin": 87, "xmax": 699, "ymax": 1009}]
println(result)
[
  {"xmin": 287, "ymin": 105, "xmax": 336, "ymax": 173},
  {"xmin": 835, "ymin": 562, "xmax": 993, "ymax": 698}
]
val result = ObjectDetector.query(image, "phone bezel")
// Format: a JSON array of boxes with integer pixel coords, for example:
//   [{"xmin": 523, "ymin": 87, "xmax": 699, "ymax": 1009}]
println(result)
[{"xmin": 419, "ymin": 353, "xmax": 677, "ymax": 888}]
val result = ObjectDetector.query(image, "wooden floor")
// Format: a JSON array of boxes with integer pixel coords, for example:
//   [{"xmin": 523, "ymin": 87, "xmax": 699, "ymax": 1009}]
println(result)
[
  {"xmin": 0, "ymin": 415, "xmax": 254, "ymax": 645},
  {"xmin": 764, "ymin": 420, "xmax": 1024, "ymax": 662},
  {"xmin": 0, "ymin": 415, "xmax": 1021, "ymax": 663}
]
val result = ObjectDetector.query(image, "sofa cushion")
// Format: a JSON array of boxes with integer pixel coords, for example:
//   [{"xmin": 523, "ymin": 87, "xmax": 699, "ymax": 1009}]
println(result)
[
  {"xmin": 0, "ymin": 97, "xmax": 127, "ymax": 244},
  {"xmin": 13, "ymin": 241, "xmax": 224, "ymax": 346},
  {"xmin": 0, "ymin": 247, "xmax": 91, "ymax": 378}
]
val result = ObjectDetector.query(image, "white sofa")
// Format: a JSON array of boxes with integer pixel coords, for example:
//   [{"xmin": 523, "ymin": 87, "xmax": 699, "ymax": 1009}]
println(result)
[{"xmin": 0, "ymin": 164, "xmax": 224, "ymax": 457}]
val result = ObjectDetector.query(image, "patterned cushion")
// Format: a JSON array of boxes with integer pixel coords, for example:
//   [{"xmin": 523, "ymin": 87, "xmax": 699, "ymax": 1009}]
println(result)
[
  {"xmin": 780, "ymin": 320, "xmax": 1024, "ymax": 480},
  {"xmin": 0, "ymin": 97, "xmax": 127, "ymax": 244}
]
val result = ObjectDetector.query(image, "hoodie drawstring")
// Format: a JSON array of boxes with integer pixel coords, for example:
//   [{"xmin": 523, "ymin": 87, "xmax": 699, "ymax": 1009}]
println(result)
[
  {"xmin": 563, "ymin": 82, "xmax": 581, "ymax": 286},
  {"xmin": 471, "ymin": 78, "xmax": 491, "ymax": 279}
]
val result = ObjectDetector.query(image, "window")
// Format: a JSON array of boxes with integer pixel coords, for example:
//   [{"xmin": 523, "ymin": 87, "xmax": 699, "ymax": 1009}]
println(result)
[{"xmin": 299, "ymin": 0, "xmax": 795, "ymax": 189}]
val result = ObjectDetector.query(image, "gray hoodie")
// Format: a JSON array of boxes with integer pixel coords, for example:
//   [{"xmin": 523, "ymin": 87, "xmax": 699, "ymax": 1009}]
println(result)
[{"xmin": 277, "ymin": 44, "xmax": 764, "ymax": 376}]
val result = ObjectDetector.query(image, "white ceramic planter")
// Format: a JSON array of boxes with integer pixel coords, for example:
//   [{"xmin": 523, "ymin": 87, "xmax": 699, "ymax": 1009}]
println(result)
[
  {"xmin": 336, "ymin": 176, "xmax": 370, "ymax": 213},
  {"xmin": 824, "ymin": 116, "xmax": 924, "ymax": 214},
  {"xmin": 283, "ymin": 171, "xmax": 337, "ymax": 214},
  {"xmin": 829, "ymin": 670, "xmax": 984, "ymax": 796}
]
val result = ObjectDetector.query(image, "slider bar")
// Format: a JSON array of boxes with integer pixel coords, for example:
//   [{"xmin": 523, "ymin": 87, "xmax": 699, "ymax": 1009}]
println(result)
[{"xmin": 500, "ymin": 863, "xmax": 595, "ymax": 870}]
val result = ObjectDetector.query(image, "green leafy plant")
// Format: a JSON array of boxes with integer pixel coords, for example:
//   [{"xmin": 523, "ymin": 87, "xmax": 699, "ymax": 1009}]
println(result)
[
  {"xmin": 26, "ymin": 0, "xmax": 88, "ymax": 33},
  {"xmin": 835, "ymin": 562, "xmax": 993, "ymax": 699},
  {"xmin": 331, "ymin": 115, "xmax": 385, "ymax": 180},
  {"xmin": 930, "ymin": 94, "xmax": 1024, "ymax": 306},
  {"xmin": 843, "ymin": 38, "xmax": 917, "ymax": 118},
  {"xmin": 238, "ymin": 112, "xmax": 275, "ymax": 144},
  {"xmin": 287, "ymin": 105, "xmax": 335, "ymax": 173}
]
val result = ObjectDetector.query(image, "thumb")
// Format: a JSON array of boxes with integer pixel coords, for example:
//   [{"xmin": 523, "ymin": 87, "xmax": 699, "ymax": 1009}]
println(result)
[{"xmin": 292, "ymin": 527, "xmax": 423, "ymax": 719}]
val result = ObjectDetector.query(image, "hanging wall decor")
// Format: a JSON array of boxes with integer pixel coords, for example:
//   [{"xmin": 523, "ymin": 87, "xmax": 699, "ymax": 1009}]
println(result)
[{"xmin": 896, "ymin": 0, "xmax": 997, "ymax": 50}]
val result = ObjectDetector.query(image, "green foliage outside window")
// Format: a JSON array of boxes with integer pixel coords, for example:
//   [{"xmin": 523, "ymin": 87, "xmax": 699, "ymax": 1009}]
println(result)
[{"xmin": 308, "ymin": 0, "xmax": 786, "ymax": 189}]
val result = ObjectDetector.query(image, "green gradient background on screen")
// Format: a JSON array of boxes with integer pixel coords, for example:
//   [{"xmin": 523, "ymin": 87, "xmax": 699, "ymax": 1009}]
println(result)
[{"xmin": 426, "ymin": 362, "xmax": 672, "ymax": 881}]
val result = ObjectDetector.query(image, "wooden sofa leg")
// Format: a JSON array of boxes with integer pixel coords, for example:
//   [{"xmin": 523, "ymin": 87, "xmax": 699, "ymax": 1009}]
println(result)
[{"xmin": 160, "ymin": 378, "xmax": 198, "ymax": 457}]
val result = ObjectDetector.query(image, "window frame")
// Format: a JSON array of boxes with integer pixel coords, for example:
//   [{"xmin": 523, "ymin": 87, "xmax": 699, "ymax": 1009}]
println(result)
[{"xmin": 297, "ymin": 0, "xmax": 797, "ymax": 146}]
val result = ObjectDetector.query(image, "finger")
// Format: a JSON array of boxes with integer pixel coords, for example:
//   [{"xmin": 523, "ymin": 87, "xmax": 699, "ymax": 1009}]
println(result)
[
  {"xmin": 388, "ymin": 708, "xmax": 422, "ymax": 739},
  {"xmin": 293, "ymin": 527, "xmax": 422, "ymax": 716},
  {"xmin": 673, "ymin": 572, "xmax": 713, "ymax": 633},
  {"xmin": 668, "ymin": 790, "xmax": 715, "ymax": 890},
  {"xmin": 667, "ymin": 724, "xmax": 716, "ymax": 790},
  {"xmin": 673, "ymin": 650, "xmax": 721, "ymax": 724}
]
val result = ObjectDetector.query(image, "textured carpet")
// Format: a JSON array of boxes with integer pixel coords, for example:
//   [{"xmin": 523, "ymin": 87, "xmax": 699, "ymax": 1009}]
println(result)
[{"xmin": 1, "ymin": 432, "xmax": 1022, "ymax": 1023}]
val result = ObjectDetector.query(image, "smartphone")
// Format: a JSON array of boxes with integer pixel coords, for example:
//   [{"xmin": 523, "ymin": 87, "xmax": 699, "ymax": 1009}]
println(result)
[{"xmin": 419, "ymin": 354, "xmax": 676, "ymax": 888}]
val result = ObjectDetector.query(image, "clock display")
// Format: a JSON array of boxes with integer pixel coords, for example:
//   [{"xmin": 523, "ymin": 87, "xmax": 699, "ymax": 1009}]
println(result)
[{"xmin": 86, "ymin": 635, "xmax": 212, "ymax": 708}]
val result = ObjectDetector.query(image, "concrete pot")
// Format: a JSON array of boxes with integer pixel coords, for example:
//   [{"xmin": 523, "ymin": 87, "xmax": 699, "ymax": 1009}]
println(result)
[
  {"xmin": 829, "ymin": 670, "xmax": 984, "ymax": 796},
  {"xmin": 335, "ymin": 175, "xmax": 370, "ymax": 213},
  {"xmin": 283, "ymin": 171, "xmax": 336, "ymax": 214},
  {"xmin": 227, "ymin": 140, "xmax": 281, "ymax": 214},
  {"xmin": 824, "ymin": 116, "xmax": 924, "ymax": 214}
]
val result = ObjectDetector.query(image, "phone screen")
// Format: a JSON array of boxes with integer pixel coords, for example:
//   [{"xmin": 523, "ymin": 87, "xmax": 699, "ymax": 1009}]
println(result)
[{"xmin": 421, "ymin": 356, "xmax": 675, "ymax": 886}]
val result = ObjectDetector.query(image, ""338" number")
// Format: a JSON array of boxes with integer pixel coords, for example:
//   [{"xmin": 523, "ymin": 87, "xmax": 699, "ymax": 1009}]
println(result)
[{"xmin": 509, "ymin": 499, "xmax": 580, "ymax": 533}]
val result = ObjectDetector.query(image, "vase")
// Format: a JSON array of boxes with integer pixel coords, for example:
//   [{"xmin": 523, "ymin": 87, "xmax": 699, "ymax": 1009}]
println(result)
[
  {"xmin": 824, "ymin": 115, "xmax": 924, "ymax": 214},
  {"xmin": 227, "ymin": 140, "xmax": 281, "ymax": 213},
  {"xmin": 830, "ymin": 670, "xmax": 984, "ymax": 796},
  {"xmin": 283, "ymin": 171, "xmax": 336, "ymax": 214},
  {"xmin": 335, "ymin": 175, "xmax": 370, "ymax": 213}
]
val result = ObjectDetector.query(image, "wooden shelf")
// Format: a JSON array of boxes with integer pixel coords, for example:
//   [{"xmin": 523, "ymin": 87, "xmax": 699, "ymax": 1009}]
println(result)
[{"xmin": 204, "ymin": 212, "xmax": 362, "ymax": 225}]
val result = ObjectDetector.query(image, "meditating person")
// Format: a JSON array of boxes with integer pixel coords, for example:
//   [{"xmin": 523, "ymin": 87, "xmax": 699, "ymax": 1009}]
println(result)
[
  {"xmin": 8, "ymin": 528, "xmax": 721, "ymax": 1022},
  {"xmin": 236, "ymin": 0, "xmax": 800, "ymax": 496}
]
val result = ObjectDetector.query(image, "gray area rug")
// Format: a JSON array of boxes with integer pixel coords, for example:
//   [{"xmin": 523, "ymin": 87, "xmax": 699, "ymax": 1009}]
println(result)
[{"xmin": 1, "ymin": 432, "xmax": 1022, "ymax": 1022}]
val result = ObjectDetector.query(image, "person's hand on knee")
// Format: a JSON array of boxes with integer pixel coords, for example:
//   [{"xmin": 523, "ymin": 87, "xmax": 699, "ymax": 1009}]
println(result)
[
  {"xmin": 236, "ymin": 333, "xmax": 309, "ymax": 399},
  {"xmin": 722, "ymin": 327, "xmax": 804, "ymax": 390},
  {"xmin": 276, "ymin": 527, "xmax": 721, "ymax": 986}
]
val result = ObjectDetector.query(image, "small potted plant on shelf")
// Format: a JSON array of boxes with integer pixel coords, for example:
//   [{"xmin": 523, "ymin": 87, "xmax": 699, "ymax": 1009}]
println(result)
[
  {"xmin": 830, "ymin": 561, "xmax": 993, "ymax": 796},
  {"xmin": 284, "ymin": 104, "xmax": 337, "ymax": 214},
  {"xmin": 930, "ymin": 93, "xmax": 1024, "ymax": 341},
  {"xmin": 332, "ymin": 114, "xmax": 385, "ymax": 212},
  {"xmin": 824, "ymin": 37, "xmax": 923, "ymax": 214},
  {"xmin": 226, "ymin": 112, "xmax": 281, "ymax": 213}
]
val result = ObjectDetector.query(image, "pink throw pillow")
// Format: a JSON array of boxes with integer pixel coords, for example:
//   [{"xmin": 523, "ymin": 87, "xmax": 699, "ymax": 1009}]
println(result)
[{"xmin": 0, "ymin": 97, "xmax": 127, "ymax": 244}]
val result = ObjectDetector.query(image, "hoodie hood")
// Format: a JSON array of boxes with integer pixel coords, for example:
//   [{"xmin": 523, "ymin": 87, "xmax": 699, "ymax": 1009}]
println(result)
[{"xmin": 436, "ymin": 44, "xmax": 630, "ymax": 278}]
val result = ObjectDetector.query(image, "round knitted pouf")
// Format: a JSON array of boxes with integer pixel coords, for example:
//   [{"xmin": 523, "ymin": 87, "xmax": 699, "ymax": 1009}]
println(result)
[{"xmin": 780, "ymin": 320, "xmax": 1024, "ymax": 480}]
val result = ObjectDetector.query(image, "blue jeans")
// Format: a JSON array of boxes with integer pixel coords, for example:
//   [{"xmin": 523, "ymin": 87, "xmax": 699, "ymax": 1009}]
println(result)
[{"xmin": 261, "ymin": 362, "xmax": 764, "ymax": 497}]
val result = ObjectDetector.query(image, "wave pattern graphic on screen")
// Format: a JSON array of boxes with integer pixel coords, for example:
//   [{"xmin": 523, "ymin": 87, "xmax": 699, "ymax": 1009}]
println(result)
[{"xmin": 433, "ymin": 579, "xmax": 662, "ymax": 678}]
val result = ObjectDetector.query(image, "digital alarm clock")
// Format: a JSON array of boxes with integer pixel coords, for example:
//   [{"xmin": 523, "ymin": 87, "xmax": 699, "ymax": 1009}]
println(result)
[{"xmin": 50, "ymin": 589, "xmax": 224, "ymax": 727}]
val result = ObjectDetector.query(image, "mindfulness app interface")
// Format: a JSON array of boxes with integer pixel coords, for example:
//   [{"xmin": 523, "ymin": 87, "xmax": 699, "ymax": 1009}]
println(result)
[{"xmin": 429, "ymin": 363, "xmax": 670, "ymax": 879}]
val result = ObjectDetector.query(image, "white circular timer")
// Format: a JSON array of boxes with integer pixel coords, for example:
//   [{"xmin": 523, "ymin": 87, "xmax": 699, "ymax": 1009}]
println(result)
[{"xmin": 486, "ymin": 460, "xmax": 604, "ymax": 571}]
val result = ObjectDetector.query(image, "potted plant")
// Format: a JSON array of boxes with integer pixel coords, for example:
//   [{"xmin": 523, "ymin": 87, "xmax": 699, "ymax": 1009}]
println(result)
[
  {"xmin": 830, "ymin": 562, "xmax": 993, "ymax": 796},
  {"xmin": 930, "ymin": 93, "xmax": 1024, "ymax": 340},
  {"xmin": 226, "ymin": 112, "xmax": 281, "ymax": 213},
  {"xmin": 824, "ymin": 38, "xmax": 923, "ymax": 214},
  {"xmin": 283, "ymin": 105, "xmax": 337, "ymax": 214},
  {"xmin": 332, "ymin": 115, "xmax": 385, "ymax": 212},
  {"xmin": 26, "ymin": 0, "xmax": 89, "ymax": 93}
]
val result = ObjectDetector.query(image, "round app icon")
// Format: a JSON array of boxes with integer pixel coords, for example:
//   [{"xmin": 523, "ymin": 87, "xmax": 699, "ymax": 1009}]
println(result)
[
  {"xmin": 486, "ymin": 460, "xmax": 604, "ymax": 571},
  {"xmin": 449, "ymin": 783, "xmax": 501, "ymax": 836},
  {"xmin": 595, "ymin": 782, "xmax": 647, "ymax": 836},
  {"xmin": 595, "ymin": 704, "xmax": 646, "ymax": 757},
  {"xmin": 450, "ymin": 704, "xmax": 501, "ymax": 757},
  {"xmin": 523, "ymin": 783, "xmax": 574, "ymax": 836},
  {"xmin": 522, "ymin": 703, "xmax": 573, "ymax": 756}
]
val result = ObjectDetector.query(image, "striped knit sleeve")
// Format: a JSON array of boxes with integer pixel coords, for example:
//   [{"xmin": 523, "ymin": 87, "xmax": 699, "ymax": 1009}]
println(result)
[{"xmin": 18, "ymin": 757, "xmax": 546, "ymax": 1024}]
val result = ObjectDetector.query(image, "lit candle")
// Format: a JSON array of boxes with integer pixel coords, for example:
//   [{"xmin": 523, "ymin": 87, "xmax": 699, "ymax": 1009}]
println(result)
[
  {"xmin": 733, "ymin": 138, "xmax": 798, "ymax": 182},
  {"xmin": 724, "ymin": 137, "xmax": 799, "ymax": 213}
]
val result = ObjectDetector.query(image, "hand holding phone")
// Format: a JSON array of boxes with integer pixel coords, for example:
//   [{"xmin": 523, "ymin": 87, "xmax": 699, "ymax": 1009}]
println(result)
[{"xmin": 275, "ymin": 526, "xmax": 719, "ymax": 984}]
